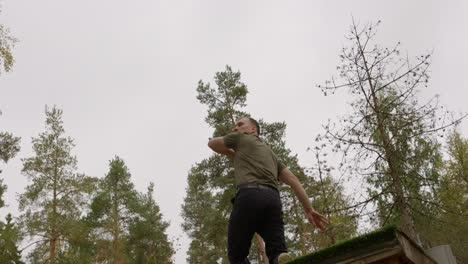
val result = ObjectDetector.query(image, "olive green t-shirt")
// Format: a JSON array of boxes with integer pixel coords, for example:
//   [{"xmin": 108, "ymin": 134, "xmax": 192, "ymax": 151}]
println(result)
[{"xmin": 223, "ymin": 132, "xmax": 286, "ymax": 188}]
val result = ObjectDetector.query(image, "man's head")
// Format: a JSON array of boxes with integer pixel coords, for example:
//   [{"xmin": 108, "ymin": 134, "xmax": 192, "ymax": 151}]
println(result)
[{"xmin": 232, "ymin": 116, "xmax": 260, "ymax": 136}]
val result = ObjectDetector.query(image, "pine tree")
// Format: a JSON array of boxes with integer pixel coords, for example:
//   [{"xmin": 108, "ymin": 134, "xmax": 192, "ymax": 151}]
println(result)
[
  {"xmin": 127, "ymin": 182, "xmax": 175, "ymax": 263},
  {"xmin": 19, "ymin": 106, "xmax": 96, "ymax": 263},
  {"xmin": 87, "ymin": 156, "xmax": 175, "ymax": 263},
  {"xmin": 87, "ymin": 157, "xmax": 137, "ymax": 264},
  {"xmin": 0, "ymin": 214, "xmax": 23, "ymax": 264}
]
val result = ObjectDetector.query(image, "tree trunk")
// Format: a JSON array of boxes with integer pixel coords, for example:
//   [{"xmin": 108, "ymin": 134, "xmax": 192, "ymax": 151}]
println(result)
[
  {"xmin": 371, "ymin": 89, "xmax": 417, "ymax": 240},
  {"xmin": 49, "ymin": 232, "xmax": 56, "ymax": 264},
  {"xmin": 50, "ymin": 164, "xmax": 58, "ymax": 264},
  {"xmin": 355, "ymin": 27, "xmax": 418, "ymax": 242},
  {"xmin": 112, "ymin": 190, "xmax": 124, "ymax": 264}
]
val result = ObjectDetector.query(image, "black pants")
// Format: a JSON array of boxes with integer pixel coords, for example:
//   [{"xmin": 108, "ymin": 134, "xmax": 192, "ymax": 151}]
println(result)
[{"xmin": 228, "ymin": 186, "xmax": 287, "ymax": 264}]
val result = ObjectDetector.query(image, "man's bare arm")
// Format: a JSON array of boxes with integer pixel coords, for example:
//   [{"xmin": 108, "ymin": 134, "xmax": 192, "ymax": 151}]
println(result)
[
  {"xmin": 278, "ymin": 168, "xmax": 329, "ymax": 231},
  {"xmin": 208, "ymin": 137, "xmax": 235, "ymax": 158}
]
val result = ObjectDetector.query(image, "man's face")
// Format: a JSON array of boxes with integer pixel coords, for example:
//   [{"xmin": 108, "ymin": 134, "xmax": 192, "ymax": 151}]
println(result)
[{"xmin": 232, "ymin": 117, "xmax": 256, "ymax": 135}]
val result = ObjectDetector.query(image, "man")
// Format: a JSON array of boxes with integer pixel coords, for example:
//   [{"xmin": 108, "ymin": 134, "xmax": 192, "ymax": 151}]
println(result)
[{"xmin": 208, "ymin": 116, "xmax": 328, "ymax": 264}]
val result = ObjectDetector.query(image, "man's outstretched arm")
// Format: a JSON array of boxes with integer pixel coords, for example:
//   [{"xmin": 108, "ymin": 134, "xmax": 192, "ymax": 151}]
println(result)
[
  {"xmin": 208, "ymin": 137, "xmax": 235, "ymax": 158},
  {"xmin": 278, "ymin": 168, "xmax": 329, "ymax": 231}
]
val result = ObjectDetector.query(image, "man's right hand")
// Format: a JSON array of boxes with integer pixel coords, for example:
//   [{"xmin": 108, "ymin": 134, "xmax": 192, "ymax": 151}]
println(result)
[
  {"xmin": 306, "ymin": 209, "xmax": 329, "ymax": 231},
  {"xmin": 279, "ymin": 168, "xmax": 329, "ymax": 231}
]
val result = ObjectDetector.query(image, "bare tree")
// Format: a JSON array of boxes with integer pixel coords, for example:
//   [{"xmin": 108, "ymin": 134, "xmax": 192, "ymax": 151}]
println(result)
[{"xmin": 318, "ymin": 19, "xmax": 465, "ymax": 241}]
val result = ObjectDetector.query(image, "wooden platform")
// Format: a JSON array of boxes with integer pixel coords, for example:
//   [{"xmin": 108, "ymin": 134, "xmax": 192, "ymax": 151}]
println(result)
[{"xmin": 288, "ymin": 226, "xmax": 438, "ymax": 264}]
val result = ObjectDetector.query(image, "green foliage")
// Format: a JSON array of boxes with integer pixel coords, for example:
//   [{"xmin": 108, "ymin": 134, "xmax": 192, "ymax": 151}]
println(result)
[
  {"xmin": 182, "ymin": 157, "xmax": 232, "ymax": 263},
  {"xmin": 0, "ymin": 214, "xmax": 23, "ymax": 264},
  {"xmin": 196, "ymin": 65, "xmax": 249, "ymax": 137},
  {"xmin": 54, "ymin": 217, "xmax": 96, "ymax": 264},
  {"xmin": 366, "ymin": 90, "xmax": 444, "ymax": 229},
  {"xmin": 305, "ymin": 174, "xmax": 358, "ymax": 250},
  {"xmin": 19, "ymin": 106, "xmax": 97, "ymax": 263},
  {"xmin": 127, "ymin": 183, "xmax": 175, "ymax": 263},
  {"xmin": 87, "ymin": 156, "xmax": 138, "ymax": 263},
  {"xmin": 418, "ymin": 130, "xmax": 468, "ymax": 262},
  {"xmin": 0, "ymin": 109, "xmax": 21, "ymax": 212},
  {"xmin": 0, "ymin": 10, "xmax": 17, "ymax": 74},
  {"xmin": 88, "ymin": 157, "xmax": 175, "ymax": 263},
  {"xmin": 443, "ymin": 130, "xmax": 468, "ymax": 206},
  {"xmin": 439, "ymin": 130, "xmax": 468, "ymax": 262},
  {"xmin": 0, "ymin": 131, "xmax": 21, "ymax": 206},
  {"xmin": 0, "ymin": 179, "xmax": 5, "ymax": 208},
  {"xmin": 281, "ymin": 142, "xmax": 357, "ymax": 256},
  {"xmin": 0, "ymin": 132, "xmax": 21, "ymax": 164}
]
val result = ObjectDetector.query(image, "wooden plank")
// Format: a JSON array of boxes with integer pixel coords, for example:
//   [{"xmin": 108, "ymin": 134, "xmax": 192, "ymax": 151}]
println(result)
[
  {"xmin": 334, "ymin": 247, "xmax": 401, "ymax": 264},
  {"xmin": 396, "ymin": 232, "xmax": 438, "ymax": 264}
]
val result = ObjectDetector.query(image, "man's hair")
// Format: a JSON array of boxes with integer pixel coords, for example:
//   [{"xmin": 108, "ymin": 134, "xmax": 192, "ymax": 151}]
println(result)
[{"xmin": 247, "ymin": 117, "xmax": 261, "ymax": 136}]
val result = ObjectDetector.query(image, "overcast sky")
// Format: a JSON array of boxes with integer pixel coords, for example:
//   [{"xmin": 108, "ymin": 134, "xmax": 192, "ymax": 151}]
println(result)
[{"xmin": 1, "ymin": 0, "xmax": 467, "ymax": 262}]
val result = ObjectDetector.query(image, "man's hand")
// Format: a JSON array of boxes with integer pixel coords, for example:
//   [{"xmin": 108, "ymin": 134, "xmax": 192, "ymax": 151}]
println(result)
[
  {"xmin": 306, "ymin": 209, "xmax": 329, "ymax": 231},
  {"xmin": 279, "ymin": 168, "xmax": 329, "ymax": 231}
]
